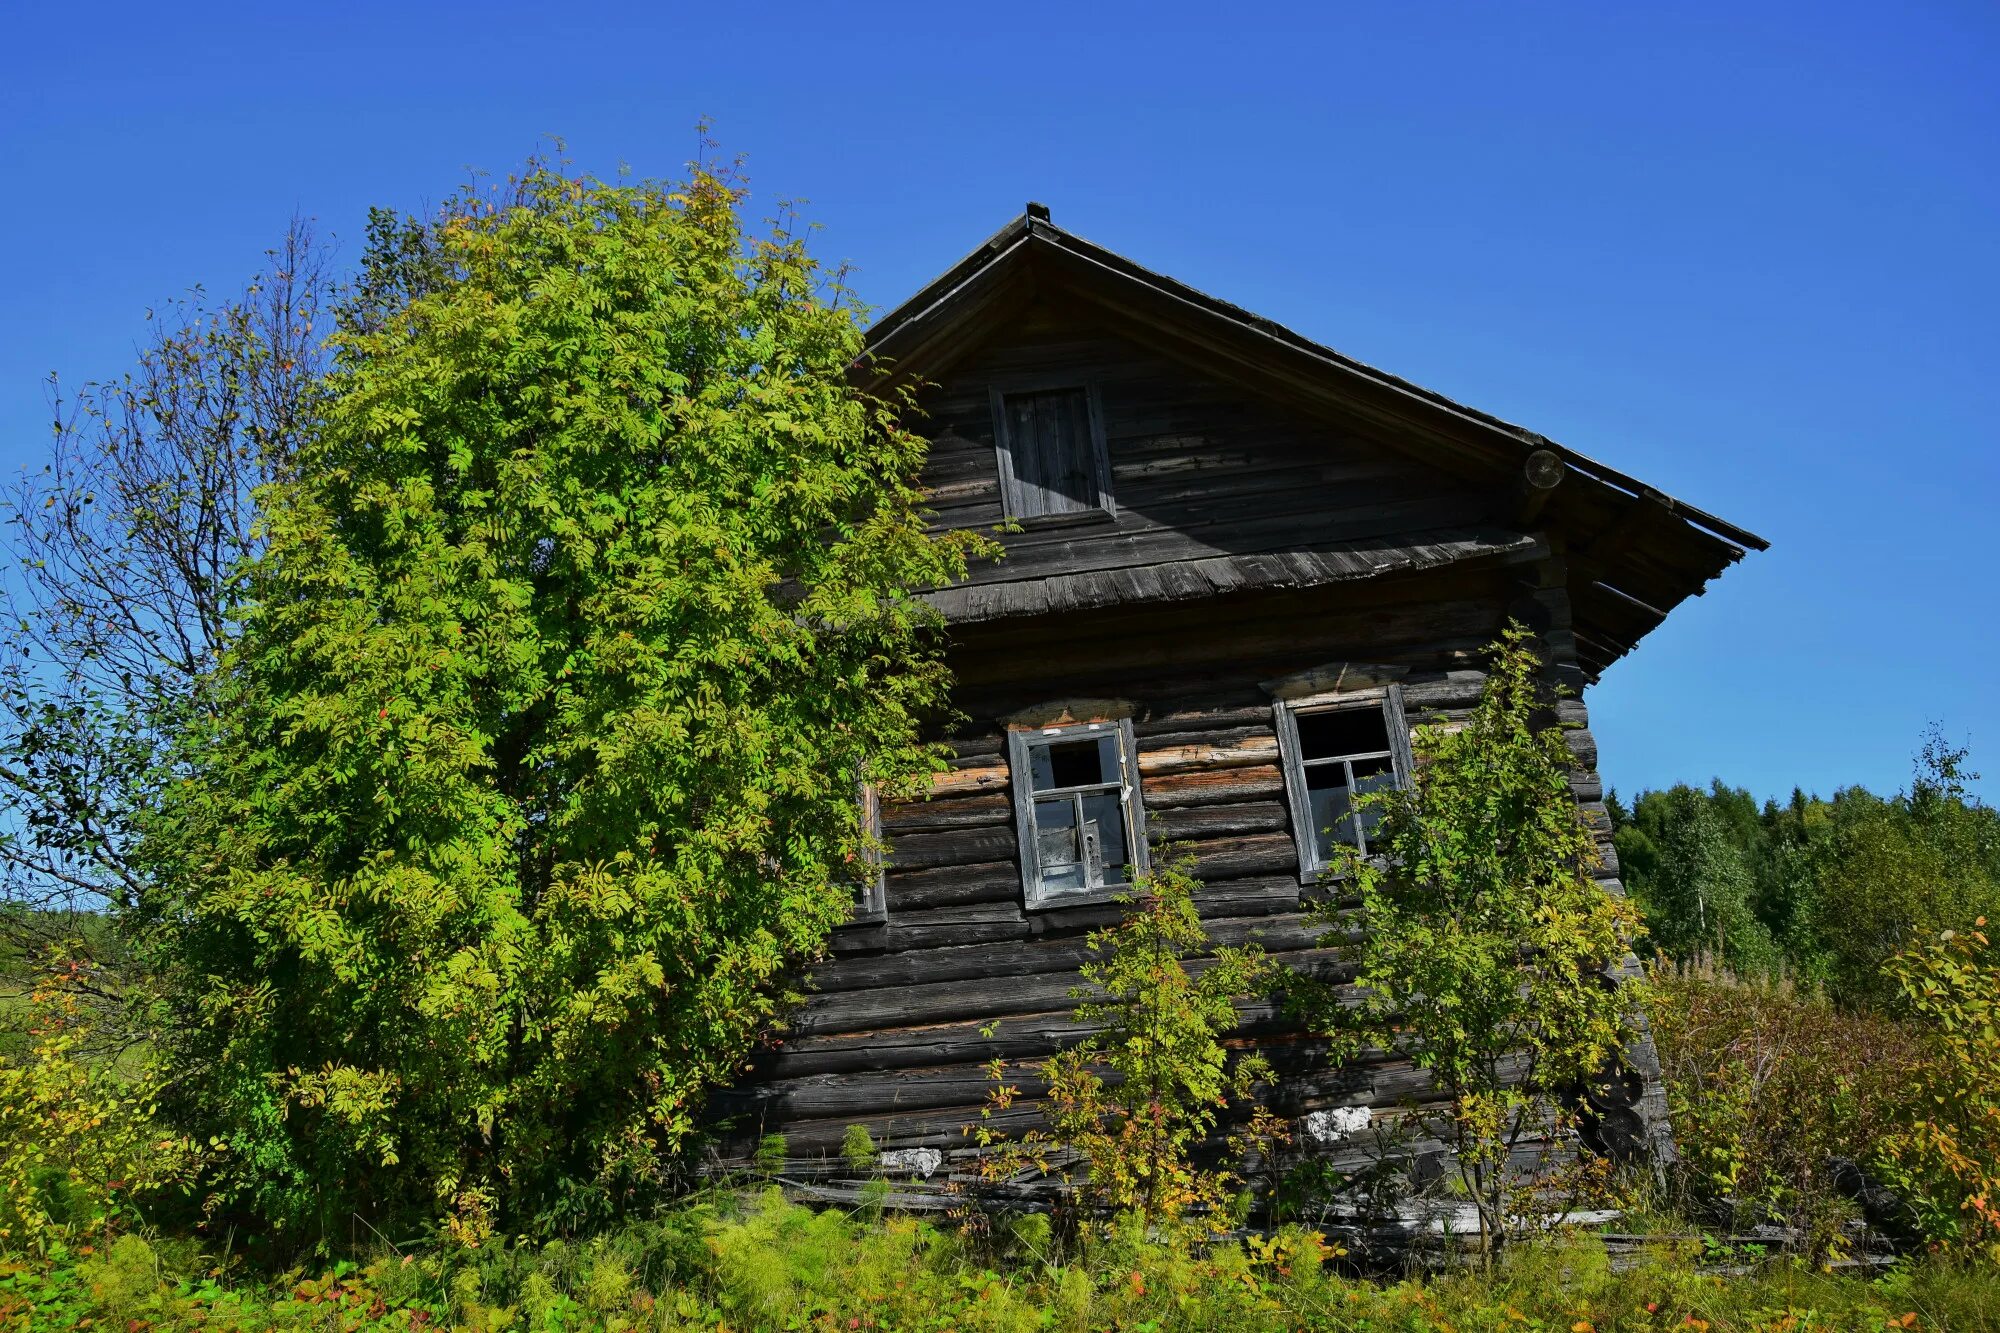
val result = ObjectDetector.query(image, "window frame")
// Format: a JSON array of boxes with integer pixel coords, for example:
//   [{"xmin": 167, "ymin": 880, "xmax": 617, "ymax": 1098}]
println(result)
[
  {"xmin": 1273, "ymin": 686, "xmax": 1415, "ymax": 885},
  {"xmin": 1007, "ymin": 718, "xmax": 1148, "ymax": 909},
  {"xmin": 840, "ymin": 782, "xmax": 888, "ymax": 926},
  {"xmin": 989, "ymin": 381, "xmax": 1116, "ymax": 523}
]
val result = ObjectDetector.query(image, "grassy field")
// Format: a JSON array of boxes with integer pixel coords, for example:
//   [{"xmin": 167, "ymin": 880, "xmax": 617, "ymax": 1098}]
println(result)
[{"xmin": 4, "ymin": 1191, "xmax": 1998, "ymax": 1332}]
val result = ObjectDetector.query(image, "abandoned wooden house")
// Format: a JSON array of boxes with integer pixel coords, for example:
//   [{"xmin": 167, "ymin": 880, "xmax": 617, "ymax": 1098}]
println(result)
[{"xmin": 711, "ymin": 204, "xmax": 1766, "ymax": 1210}]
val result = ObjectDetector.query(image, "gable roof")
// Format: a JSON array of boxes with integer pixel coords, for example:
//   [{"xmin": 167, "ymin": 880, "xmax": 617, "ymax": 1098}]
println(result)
[{"xmin": 866, "ymin": 206, "xmax": 1767, "ymax": 681}]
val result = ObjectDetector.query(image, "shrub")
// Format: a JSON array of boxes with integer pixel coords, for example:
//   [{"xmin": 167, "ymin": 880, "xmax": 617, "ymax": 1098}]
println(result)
[
  {"xmin": 842, "ymin": 1123, "xmax": 879, "ymax": 1178},
  {"xmin": 0, "ymin": 968, "xmax": 201, "ymax": 1256},
  {"xmin": 1646, "ymin": 961, "xmax": 1923, "ymax": 1257},
  {"xmin": 975, "ymin": 851, "xmax": 1279, "ymax": 1230},
  {"xmin": 1876, "ymin": 918, "xmax": 2000, "ymax": 1260},
  {"xmin": 1293, "ymin": 625, "xmax": 1637, "ymax": 1266}
]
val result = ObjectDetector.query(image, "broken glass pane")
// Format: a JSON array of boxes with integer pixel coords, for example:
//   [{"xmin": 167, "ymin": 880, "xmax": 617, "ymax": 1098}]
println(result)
[
  {"xmin": 1351, "ymin": 755, "xmax": 1396, "ymax": 846},
  {"xmin": 1034, "ymin": 796, "xmax": 1086, "ymax": 892},
  {"xmin": 1305, "ymin": 764, "xmax": 1354, "ymax": 862},
  {"xmin": 1029, "ymin": 733, "xmax": 1117, "ymax": 792},
  {"xmin": 1296, "ymin": 705, "xmax": 1391, "ymax": 761},
  {"xmin": 1080, "ymin": 789, "xmax": 1129, "ymax": 885}
]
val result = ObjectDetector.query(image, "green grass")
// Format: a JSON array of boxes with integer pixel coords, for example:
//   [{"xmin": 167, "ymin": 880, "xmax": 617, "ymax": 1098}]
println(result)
[{"xmin": 4, "ymin": 1190, "xmax": 1998, "ymax": 1332}]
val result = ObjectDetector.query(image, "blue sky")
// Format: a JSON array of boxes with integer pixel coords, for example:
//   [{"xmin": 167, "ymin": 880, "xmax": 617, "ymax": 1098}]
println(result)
[{"xmin": 3, "ymin": 2, "xmax": 1994, "ymax": 804}]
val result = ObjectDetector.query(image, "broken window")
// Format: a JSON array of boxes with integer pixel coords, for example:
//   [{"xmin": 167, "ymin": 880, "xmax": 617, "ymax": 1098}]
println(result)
[
  {"xmin": 1007, "ymin": 720, "xmax": 1145, "ymax": 906},
  {"xmin": 993, "ymin": 385, "xmax": 1112, "ymax": 519},
  {"xmin": 1275, "ymin": 690, "xmax": 1413, "ymax": 878}
]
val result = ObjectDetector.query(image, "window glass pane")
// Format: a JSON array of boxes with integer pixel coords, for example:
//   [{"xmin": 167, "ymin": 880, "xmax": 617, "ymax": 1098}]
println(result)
[
  {"xmin": 1030, "ymin": 734, "xmax": 1115, "ymax": 791},
  {"xmin": 1034, "ymin": 796, "xmax": 1086, "ymax": 893},
  {"xmin": 1296, "ymin": 705, "xmax": 1391, "ymax": 761},
  {"xmin": 1351, "ymin": 755, "xmax": 1396, "ymax": 846},
  {"xmin": 1305, "ymin": 763, "xmax": 1354, "ymax": 863},
  {"xmin": 1080, "ymin": 789, "xmax": 1129, "ymax": 886}
]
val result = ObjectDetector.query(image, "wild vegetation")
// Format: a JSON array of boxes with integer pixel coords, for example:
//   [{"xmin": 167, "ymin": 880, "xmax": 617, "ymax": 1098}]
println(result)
[
  {"xmin": 1292, "ymin": 625, "xmax": 1636, "ymax": 1266},
  {"xmin": 10, "ymin": 1200, "xmax": 2000, "ymax": 1333},
  {"xmin": 1622, "ymin": 738, "xmax": 2000, "ymax": 1267},
  {"xmin": 972, "ymin": 850, "xmax": 1281, "ymax": 1230},
  {"xmin": 2, "ymin": 141, "xmax": 1997, "ymax": 1327}
]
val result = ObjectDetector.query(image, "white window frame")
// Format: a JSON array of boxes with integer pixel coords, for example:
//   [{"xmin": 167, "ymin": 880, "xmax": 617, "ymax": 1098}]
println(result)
[
  {"xmin": 1273, "ymin": 686, "xmax": 1415, "ymax": 884},
  {"xmin": 1007, "ymin": 719, "xmax": 1147, "ymax": 908}
]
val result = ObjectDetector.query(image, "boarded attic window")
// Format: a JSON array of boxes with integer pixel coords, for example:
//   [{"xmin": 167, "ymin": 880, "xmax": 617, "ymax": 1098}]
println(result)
[
  {"xmin": 993, "ymin": 385, "xmax": 1112, "ymax": 519},
  {"xmin": 1274, "ymin": 689, "xmax": 1414, "ymax": 879},
  {"xmin": 1007, "ymin": 720, "xmax": 1147, "ymax": 907}
]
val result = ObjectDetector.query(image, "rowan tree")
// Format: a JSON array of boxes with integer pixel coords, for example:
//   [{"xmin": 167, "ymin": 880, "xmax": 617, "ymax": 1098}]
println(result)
[{"xmin": 139, "ymin": 155, "xmax": 988, "ymax": 1240}]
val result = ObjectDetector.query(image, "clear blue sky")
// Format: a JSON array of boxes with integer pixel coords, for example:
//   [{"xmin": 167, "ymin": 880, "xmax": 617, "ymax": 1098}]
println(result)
[{"xmin": 4, "ymin": 2, "xmax": 1994, "ymax": 805}]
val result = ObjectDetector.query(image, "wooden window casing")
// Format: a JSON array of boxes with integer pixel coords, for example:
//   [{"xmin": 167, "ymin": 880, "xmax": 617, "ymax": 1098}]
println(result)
[
  {"xmin": 991, "ymin": 384, "xmax": 1115, "ymax": 521},
  {"xmin": 844, "ymin": 783, "xmax": 888, "ymax": 925},
  {"xmin": 1274, "ymin": 687, "xmax": 1415, "ymax": 884},
  {"xmin": 1007, "ymin": 719, "xmax": 1147, "ymax": 908}
]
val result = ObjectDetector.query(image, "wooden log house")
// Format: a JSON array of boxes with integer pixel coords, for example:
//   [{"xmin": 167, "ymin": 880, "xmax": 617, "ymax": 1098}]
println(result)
[{"xmin": 710, "ymin": 205, "xmax": 1767, "ymax": 1208}]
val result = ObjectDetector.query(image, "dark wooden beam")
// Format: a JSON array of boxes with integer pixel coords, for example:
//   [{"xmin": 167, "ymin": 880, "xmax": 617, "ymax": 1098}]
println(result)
[{"xmin": 1511, "ymin": 448, "xmax": 1566, "ymax": 527}]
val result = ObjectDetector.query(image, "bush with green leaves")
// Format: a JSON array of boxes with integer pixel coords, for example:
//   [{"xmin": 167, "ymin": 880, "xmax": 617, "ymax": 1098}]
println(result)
[
  {"xmin": 135, "ymin": 155, "xmax": 989, "ymax": 1242},
  {"xmin": 975, "ymin": 851, "xmax": 1279, "ymax": 1230},
  {"xmin": 1294, "ymin": 625, "xmax": 1637, "ymax": 1267},
  {"xmin": 0, "ymin": 966, "xmax": 202, "ymax": 1255},
  {"xmin": 1646, "ymin": 961, "xmax": 1923, "ymax": 1257},
  {"xmin": 1875, "ymin": 918, "xmax": 2000, "ymax": 1261}
]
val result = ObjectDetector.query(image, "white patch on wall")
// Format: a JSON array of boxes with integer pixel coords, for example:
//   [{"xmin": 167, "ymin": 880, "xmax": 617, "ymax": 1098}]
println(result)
[
  {"xmin": 1303, "ymin": 1106, "xmax": 1371, "ymax": 1144},
  {"xmin": 878, "ymin": 1148, "xmax": 943, "ymax": 1178}
]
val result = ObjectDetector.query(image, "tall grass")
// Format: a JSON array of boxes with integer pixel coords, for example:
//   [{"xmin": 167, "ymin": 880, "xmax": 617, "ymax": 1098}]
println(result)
[
  {"xmin": 1647, "ymin": 958, "xmax": 1925, "ymax": 1256},
  {"xmin": 6, "ymin": 1190, "xmax": 2000, "ymax": 1332}
]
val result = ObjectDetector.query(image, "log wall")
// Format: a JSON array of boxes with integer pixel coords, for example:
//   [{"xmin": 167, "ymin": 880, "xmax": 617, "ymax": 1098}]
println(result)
[
  {"xmin": 703, "ymin": 308, "xmax": 1671, "ymax": 1201},
  {"xmin": 707, "ymin": 560, "xmax": 1660, "ymax": 1191}
]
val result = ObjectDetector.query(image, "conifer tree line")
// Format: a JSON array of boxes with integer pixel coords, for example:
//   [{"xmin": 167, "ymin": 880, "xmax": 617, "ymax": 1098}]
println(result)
[{"xmin": 1610, "ymin": 728, "xmax": 2000, "ymax": 1004}]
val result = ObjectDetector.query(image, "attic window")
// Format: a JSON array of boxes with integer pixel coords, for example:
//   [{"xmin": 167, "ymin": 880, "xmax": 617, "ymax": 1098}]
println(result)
[
  {"xmin": 993, "ymin": 385, "xmax": 1113, "ymax": 520},
  {"xmin": 1275, "ymin": 689, "xmax": 1413, "ymax": 880},
  {"xmin": 1007, "ymin": 720, "xmax": 1146, "ymax": 907}
]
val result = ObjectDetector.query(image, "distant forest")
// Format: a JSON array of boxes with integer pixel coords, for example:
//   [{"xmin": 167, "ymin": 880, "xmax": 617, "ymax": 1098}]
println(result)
[{"xmin": 1610, "ymin": 727, "xmax": 2000, "ymax": 1003}]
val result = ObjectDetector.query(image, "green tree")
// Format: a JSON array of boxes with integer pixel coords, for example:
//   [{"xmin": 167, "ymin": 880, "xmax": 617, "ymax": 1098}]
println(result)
[
  {"xmin": 1813, "ymin": 734, "xmax": 2000, "ymax": 1005},
  {"xmin": 1754, "ymin": 789, "xmax": 1834, "ymax": 980},
  {"xmin": 0, "ymin": 221, "xmax": 330, "ymax": 996},
  {"xmin": 138, "ymin": 155, "xmax": 988, "ymax": 1241},
  {"xmin": 1619, "ymin": 732, "xmax": 1999, "ymax": 997},
  {"xmin": 1627, "ymin": 785, "xmax": 1778, "ymax": 974},
  {"xmin": 1294, "ymin": 625, "xmax": 1637, "ymax": 1267}
]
